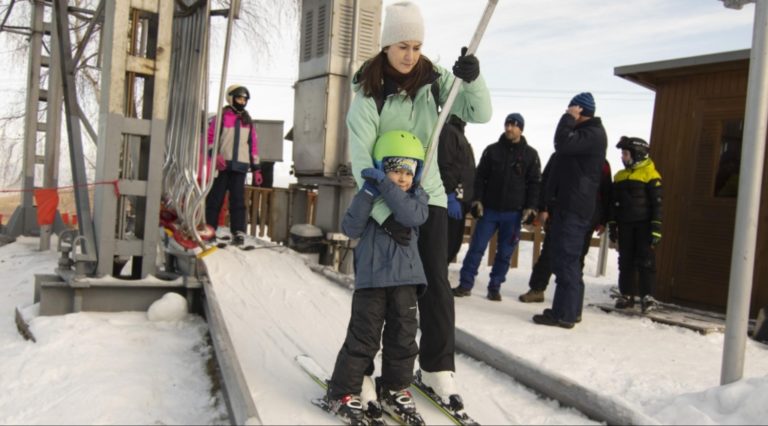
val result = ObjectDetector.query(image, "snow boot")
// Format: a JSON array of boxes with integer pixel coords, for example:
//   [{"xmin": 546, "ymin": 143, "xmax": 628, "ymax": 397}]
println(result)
[
  {"xmin": 614, "ymin": 295, "xmax": 635, "ymax": 309},
  {"xmin": 486, "ymin": 290, "xmax": 501, "ymax": 301},
  {"xmin": 641, "ymin": 295, "xmax": 657, "ymax": 313},
  {"xmin": 326, "ymin": 393, "xmax": 365, "ymax": 425},
  {"xmin": 452, "ymin": 286, "xmax": 471, "ymax": 297},
  {"xmin": 532, "ymin": 309, "xmax": 575, "ymax": 329},
  {"xmin": 416, "ymin": 370, "xmax": 463, "ymax": 410},
  {"xmin": 361, "ymin": 375, "xmax": 384, "ymax": 425},
  {"xmin": 232, "ymin": 231, "xmax": 246, "ymax": 246},
  {"xmin": 379, "ymin": 386, "xmax": 424, "ymax": 425},
  {"xmin": 518, "ymin": 289, "xmax": 545, "ymax": 303}
]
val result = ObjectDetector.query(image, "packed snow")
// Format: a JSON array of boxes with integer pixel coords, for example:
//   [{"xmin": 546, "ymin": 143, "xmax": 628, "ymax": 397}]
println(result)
[{"xmin": 1, "ymin": 233, "xmax": 767, "ymax": 424}]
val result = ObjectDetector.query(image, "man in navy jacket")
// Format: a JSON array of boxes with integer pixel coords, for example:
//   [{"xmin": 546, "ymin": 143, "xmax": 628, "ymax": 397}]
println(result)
[{"xmin": 533, "ymin": 92, "xmax": 607, "ymax": 328}]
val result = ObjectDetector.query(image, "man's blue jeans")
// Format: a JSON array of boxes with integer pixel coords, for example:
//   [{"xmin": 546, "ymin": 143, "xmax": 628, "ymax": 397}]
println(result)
[{"xmin": 459, "ymin": 208, "xmax": 521, "ymax": 292}]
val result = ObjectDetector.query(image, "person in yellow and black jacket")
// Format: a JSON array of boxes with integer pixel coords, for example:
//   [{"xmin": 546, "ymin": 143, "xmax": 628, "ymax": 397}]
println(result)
[{"xmin": 607, "ymin": 136, "xmax": 663, "ymax": 313}]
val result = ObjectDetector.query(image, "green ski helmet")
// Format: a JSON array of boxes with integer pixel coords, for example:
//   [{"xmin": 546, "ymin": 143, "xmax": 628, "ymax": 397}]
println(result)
[{"xmin": 373, "ymin": 130, "xmax": 426, "ymax": 183}]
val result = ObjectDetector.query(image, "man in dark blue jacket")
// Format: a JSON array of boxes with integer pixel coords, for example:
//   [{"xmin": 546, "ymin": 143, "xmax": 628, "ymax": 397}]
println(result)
[
  {"xmin": 453, "ymin": 113, "xmax": 541, "ymax": 301},
  {"xmin": 533, "ymin": 92, "xmax": 607, "ymax": 328}
]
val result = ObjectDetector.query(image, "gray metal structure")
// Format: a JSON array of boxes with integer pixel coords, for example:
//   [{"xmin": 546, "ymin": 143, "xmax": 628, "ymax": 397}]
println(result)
[
  {"xmin": 293, "ymin": 0, "xmax": 381, "ymax": 249},
  {"xmin": 5, "ymin": 1, "xmax": 55, "ymax": 240},
  {"xmin": 91, "ymin": 0, "xmax": 173, "ymax": 278}
]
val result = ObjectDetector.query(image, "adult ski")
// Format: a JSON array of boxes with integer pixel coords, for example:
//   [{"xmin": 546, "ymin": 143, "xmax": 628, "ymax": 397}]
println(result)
[
  {"xmin": 295, "ymin": 354, "xmax": 385, "ymax": 426},
  {"xmin": 412, "ymin": 371, "xmax": 479, "ymax": 426}
]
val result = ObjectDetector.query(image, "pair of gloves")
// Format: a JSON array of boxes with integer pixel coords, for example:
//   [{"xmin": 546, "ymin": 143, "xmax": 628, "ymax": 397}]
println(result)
[
  {"xmin": 607, "ymin": 221, "xmax": 662, "ymax": 248},
  {"xmin": 467, "ymin": 201, "xmax": 537, "ymax": 224},
  {"xmin": 215, "ymin": 155, "xmax": 263, "ymax": 186},
  {"xmin": 360, "ymin": 167, "xmax": 413, "ymax": 247}
]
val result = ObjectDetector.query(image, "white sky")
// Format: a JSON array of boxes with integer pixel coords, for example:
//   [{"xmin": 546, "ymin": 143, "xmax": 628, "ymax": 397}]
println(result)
[
  {"xmin": 0, "ymin": 0, "xmax": 755, "ymax": 189},
  {"xmin": 3, "ymin": 233, "xmax": 767, "ymax": 424},
  {"xmin": 209, "ymin": 0, "xmax": 756, "ymax": 187}
]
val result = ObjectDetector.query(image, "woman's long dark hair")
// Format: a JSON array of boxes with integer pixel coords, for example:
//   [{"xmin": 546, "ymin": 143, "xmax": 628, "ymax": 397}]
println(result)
[{"xmin": 357, "ymin": 51, "xmax": 436, "ymax": 100}]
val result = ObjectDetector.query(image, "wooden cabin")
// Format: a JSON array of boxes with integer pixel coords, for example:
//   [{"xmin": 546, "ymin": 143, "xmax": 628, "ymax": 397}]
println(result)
[{"xmin": 615, "ymin": 49, "xmax": 768, "ymax": 317}]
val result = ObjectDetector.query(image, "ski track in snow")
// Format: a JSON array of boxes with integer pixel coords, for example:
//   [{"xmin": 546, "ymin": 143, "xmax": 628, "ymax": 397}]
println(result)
[{"xmin": 203, "ymin": 244, "xmax": 598, "ymax": 425}]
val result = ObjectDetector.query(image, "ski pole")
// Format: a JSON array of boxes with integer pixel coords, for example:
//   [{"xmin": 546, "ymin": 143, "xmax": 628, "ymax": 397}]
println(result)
[{"xmin": 420, "ymin": 0, "xmax": 498, "ymax": 180}]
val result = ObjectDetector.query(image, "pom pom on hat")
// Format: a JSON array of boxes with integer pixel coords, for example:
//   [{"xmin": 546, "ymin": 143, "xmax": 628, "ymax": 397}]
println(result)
[
  {"xmin": 569, "ymin": 92, "xmax": 596, "ymax": 117},
  {"xmin": 381, "ymin": 2, "xmax": 424, "ymax": 47}
]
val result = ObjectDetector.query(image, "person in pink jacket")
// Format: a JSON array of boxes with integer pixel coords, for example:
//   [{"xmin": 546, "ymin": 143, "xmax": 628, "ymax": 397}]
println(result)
[{"xmin": 205, "ymin": 84, "xmax": 261, "ymax": 245}]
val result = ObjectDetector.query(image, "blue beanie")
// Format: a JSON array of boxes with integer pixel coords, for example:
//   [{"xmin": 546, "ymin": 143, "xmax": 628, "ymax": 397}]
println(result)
[
  {"xmin": 569, "ymin": 92, "xmax": 596, "ymax": 117},
  {"xmin": 504, "ymin": 112, "xmax": 525, "ymax": 131}
]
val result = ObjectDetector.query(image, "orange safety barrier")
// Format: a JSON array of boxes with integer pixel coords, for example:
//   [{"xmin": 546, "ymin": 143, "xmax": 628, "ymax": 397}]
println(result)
[{"xmin": 33, "ymin": 188, "xmax": 59, "ymax": 226}]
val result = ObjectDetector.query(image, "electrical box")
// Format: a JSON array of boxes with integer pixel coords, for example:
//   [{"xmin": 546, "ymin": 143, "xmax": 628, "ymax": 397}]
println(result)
[
  {"xmin": 299, "ymin": 0, "xmax": 381, "ymax": 81},
  {"xmin": 293, "ymin": 74, "xmax": 349, "ymax": 175},
  {"xmin": 293, "ymin": 0, "xmax": 381, "ymax": 176},
  {"xmin": 252, "ymin": 119, "xmax": 284, "ymax": 162}
]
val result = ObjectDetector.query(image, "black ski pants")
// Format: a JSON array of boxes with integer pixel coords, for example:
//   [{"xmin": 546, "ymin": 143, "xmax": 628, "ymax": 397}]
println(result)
[
  {"xmin": 329, "ymin": 286, "xmax": 419, "ymax": 398},
  {"xmin": 446, "ymin": 202, "xmax": 470, "ymax": 264},
  {"xmin": 617, "ymin": 221, "xmax": 656, "ymax": 298},
  {"xmin": 205, "ymin": 170, "xmax": 246, "ymax": 234},
  {"xmin": 417, "ymin": 206, "xmax": 455, "ymax": 373},
  {"xmin": 529, "ymin": 223, "xmax": 594, "ymax": 292}
]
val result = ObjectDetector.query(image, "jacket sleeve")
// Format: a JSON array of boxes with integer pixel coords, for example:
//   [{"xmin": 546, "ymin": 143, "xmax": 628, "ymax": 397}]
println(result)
[
  {"xmin": 249, "ymin": 124, "xmax": 260, "ymax": 161},
  {"xmin": 207, "ymin": 116, "xmax": 216, "ymax": 153},
  {"xmin": 437, "ymin": 126, "xmax": 461, "ymax": 194},
  {"xmin": 473, "ymin": 146, "xmax": 492, "ymax": 202},
  {"xmin": 538, "ymin": 154, "xmax": 555, "ymax": 212},
  {"xmin": 435, "ymin": 65, "xmax": 492, "ymax": 125},
  {"xmin": 647, "ymin": 176, "xmax": 663, "ymax": 225},
  {"xmin": 525, "ymin": 148, "xmax": 542, "ymax": 209},
  {"xmin": 597, "ymin": 161, "xmax": 612, "ymax": 225},
  {"xmin": 378, "ymin": 179, "xmax": 430, "ymax": 228},
  {"xmin": 346, "ymin": 91, "xmax": 392, "ymax": 225},
  {"xmin": 553, "ymin": 114, "xmax": 604, "ymax": 156},
  {"xmin": 341, "ymin": 189, "xmax": 375, "ymax": 239}
]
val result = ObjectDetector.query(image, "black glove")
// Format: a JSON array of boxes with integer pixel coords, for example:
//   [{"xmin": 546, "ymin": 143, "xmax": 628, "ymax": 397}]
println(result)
[
  {"xmin": 608, "ymin": 221, "xmax": 618, "ymax": 243},
  {"xmin": 381, "ymin": 215, "xmax": 411, "ymax": 246},
  {"xmin": 452, "ymin": 47, "xmax": 480, "ymax": 83},
  {"xmin": 651, "ymin": 221, "xmax": 662, "ymax": 248}
]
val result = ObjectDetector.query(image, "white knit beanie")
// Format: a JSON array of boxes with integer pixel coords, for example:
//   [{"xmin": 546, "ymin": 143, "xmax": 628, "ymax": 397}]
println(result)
[{"xmin": 381, "ymin": 2, "xmax": 424, "ymax": 47}]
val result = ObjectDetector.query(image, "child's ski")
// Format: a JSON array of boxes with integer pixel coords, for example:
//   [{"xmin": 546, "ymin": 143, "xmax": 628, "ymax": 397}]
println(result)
[
  {"xmin": 412, "ymin": 371, "xmax": 479, "ymax": 426},
  {"xmin": 295, "ymin": 354, "xmax": 385, "ymax": 426}
]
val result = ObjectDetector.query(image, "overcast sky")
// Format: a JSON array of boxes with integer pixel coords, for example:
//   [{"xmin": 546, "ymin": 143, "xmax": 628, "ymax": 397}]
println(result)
[
  {"xmin": 0, "ymin": 0, "xmax": 757, "ymax": 187},
  {"xmin": 212, "ymin": 0, "xmax": 756, "ymax": 184}
]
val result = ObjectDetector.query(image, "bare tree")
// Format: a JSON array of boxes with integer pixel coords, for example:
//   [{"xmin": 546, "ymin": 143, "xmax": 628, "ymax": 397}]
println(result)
[{"xmin": 0, "ymin": 0, "xmax": 299, "ymax": 191}]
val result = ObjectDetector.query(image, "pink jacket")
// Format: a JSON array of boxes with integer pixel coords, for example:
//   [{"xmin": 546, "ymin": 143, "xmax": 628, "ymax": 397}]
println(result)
[{"xmin": 206, "ymin": 107, "xmax": 259, "ymax": 174}]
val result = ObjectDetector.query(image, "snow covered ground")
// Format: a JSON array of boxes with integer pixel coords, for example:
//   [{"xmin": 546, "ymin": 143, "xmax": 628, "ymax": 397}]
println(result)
[{"xmin": 1, "ymin": 233, "xmax": 767, "ymax": 424}]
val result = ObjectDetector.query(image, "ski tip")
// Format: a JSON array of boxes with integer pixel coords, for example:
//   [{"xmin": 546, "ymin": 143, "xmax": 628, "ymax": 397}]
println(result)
[{"xmin": 198, "ymin": 246, "xmax": 218, "ymax": 258}]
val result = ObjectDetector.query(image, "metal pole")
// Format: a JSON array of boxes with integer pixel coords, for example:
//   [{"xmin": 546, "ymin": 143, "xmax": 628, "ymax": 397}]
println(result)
[
  {"xmin": 53, "ymin": 0, "xmax": 97, "ymax": 262},
  {"xmin": 420, "ymin": 0, "xmax": 498, "ymax": 179},
  {"xmin": 721, "ymin": 0, "xmax": 768, "ymax": 385}
]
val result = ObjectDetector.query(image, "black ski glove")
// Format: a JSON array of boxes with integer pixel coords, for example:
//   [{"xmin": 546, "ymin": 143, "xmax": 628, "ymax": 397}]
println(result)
[
  {"xmin": 650, "ymin": 221, "xmax": 662, "ymax": 248},
  {"xmin": 452, "ymin": 46, "xmax": 480, "ymax": 83},
  {"xmin": 381, "ymin": 215, "xmax": 412, "ymax": 246}
]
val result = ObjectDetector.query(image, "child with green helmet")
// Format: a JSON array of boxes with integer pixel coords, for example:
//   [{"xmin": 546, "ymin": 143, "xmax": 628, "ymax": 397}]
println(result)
[{"xmin": 326, "ymin": 130, "xmax": 429, "ymax": 425}]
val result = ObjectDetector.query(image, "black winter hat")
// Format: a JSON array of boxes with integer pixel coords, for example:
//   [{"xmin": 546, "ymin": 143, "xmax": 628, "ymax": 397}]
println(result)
[
  {"xmin": 568, "ymin": 92, "xmax": 596, "ymax": 117},
  {"xmin": 504, "ymin": 112, "xmax": 524, "ymax": 131}
]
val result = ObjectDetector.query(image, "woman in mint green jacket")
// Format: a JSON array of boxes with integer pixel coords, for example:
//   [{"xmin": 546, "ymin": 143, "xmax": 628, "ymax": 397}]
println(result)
[{"xmin": 345, "ymin": 1, "xmax": 492, "ymax": 409}]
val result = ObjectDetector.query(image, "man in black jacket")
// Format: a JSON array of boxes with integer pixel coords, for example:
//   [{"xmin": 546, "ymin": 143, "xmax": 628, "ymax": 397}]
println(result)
[
  {"xmin": 520, "ymin": 155, "xmax": 612, "ymax": 304},
  {"xmin": 438, "ymin": 115, "xmax": 476, "ymax": 264},
  {"xmin": 533, "ymin": 93, "xmax": 607, "ymax": 328},
  {"xmin": 453, "ymin": 113, "xmax": 541, "ymax": 301}
]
